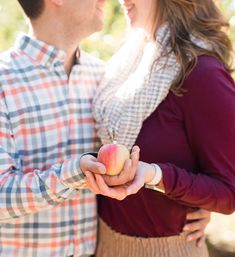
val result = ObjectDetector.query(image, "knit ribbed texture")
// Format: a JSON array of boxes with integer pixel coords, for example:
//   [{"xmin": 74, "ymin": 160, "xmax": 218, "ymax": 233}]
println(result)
[
  {"xmin": 95, "ymin": 219, "xmax": 209, "ymax": 257},
  {"xmin": 93, "ymin": 25, "xmax": 211, "ymax": 151}
]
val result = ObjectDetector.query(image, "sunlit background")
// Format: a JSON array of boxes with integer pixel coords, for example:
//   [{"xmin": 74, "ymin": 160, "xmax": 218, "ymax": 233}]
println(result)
[
  {"xmin": 0, "ymin": 1, "xmax": 235, "ymax": 256},
  {"xmin": 0, "ymin": 0, "xmax": 127, "ymax": 60},
  {"xmin": 1, "ymin": 0, "xmax": 235, "ymax": 60}
]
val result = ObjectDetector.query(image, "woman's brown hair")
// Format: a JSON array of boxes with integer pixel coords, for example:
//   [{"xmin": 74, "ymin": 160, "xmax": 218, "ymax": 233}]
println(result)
[{"xmin": 154, "ymin": 0, "xmax": 234, "ymax": 94}]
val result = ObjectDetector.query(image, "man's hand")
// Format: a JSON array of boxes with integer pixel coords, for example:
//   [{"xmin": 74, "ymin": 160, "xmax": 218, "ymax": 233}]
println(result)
[
  {"xmin": 183, "ymin": 209, "xmax": 211, "ymax": 247},
  {"xmin": 80, "ymin": 154, "xmax": 106, "ymax": 175}
]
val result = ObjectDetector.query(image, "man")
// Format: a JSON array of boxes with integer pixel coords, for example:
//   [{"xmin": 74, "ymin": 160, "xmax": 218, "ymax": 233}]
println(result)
[{"xmin": 0, "ymin": 0, "xmax": 107, "ymax": 256}]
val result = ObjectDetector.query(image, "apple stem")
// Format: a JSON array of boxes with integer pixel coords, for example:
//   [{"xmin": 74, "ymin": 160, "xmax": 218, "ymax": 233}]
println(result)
[{"xmin": 112, "ymin": 129, "xmax": 117, "ymax": 144}]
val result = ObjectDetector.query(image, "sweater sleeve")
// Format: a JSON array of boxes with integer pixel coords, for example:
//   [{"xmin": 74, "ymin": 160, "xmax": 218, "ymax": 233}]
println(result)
[{"xmin": 160, "ymin": 58, "xmax": 235, "ymax": 214}]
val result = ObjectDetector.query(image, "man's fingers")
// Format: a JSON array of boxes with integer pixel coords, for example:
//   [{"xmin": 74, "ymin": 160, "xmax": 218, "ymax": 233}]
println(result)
[
  {"xmin": 185, "ymin": 229, "xmax": 204, "ymax": 242},
  {"xmin": 184, "ymin": 209, "xmax": 210, "ymax": 234},
  {"xmin": 183, "ymin": 219, "xmax": 207, "ymax": 232},
  {"xmin": 86, "ymin": 172, "xmax": 130, "ymax": 201},
  {"xmin": 87, "ymin": 161, "xmax": 106, "ymax": 174},
  {"xmin": 102, "ymin": 174, "xmax": 118, "ymax": 186},
  {"xmin": 183, "ymin": 209, "xmax": 210, "ymax": 246},
  {"xmin": 80, "ymin": 154, "xmax": 106, "ymax": 174},
  {"xmin": 85, "ymin": 181, "xmax": 98, "ymax": 195},
  {"xmin": 196, "ymin": 235, "xmax": 206, "ymax": 248},
  {"xmin": 94, "ymin": 174, "xmax": 110, "ymax": 193},
  {"xmin": 186, "ymin": 209, "xmax": 210, "ymax": 220}
]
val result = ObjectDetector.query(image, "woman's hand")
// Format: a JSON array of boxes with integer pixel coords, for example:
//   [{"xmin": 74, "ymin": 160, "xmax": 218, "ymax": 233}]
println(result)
[
  {"xmin": 124, "ymin": 161, "xmax": 157, "ymax": 195},
  {"xmin": 85, "ymin": 156, "xmax": 160, "ymax": 200},
  {"xmin": 183, "ymin": 209, "xmax": 211, "ymax": 247}
]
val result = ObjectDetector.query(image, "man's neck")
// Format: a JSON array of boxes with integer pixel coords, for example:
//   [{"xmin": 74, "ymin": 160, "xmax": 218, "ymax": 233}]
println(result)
[{"xmin": 29, "ymin": 22, "xmax": 80, "ymax": 76}]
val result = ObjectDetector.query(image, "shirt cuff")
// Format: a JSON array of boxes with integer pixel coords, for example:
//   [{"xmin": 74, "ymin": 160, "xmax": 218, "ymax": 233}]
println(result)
[
  {"xmin": 157, "ymin": 163, "xmax": 175, "ymax": 195},
  {"xmin": 61, "ymin": 156, "xmax": 86, "ymax": 189},
  {"xmin": 61, "ymin": 152, "xmax": 98, "ymax": 189}
]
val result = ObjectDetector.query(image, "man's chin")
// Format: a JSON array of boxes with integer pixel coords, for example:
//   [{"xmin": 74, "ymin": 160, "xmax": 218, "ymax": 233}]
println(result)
[{"xmin": 93, "ymin": 20, "xmax": 104, "ymax": 32}]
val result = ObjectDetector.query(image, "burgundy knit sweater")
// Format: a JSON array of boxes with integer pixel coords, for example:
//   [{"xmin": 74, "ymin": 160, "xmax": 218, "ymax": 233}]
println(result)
[{"xmin": 98, "ymin": 56, "xmax": 235, "ymax": 237}]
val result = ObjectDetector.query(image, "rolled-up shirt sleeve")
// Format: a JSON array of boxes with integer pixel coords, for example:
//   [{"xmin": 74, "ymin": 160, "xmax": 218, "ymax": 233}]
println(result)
[{"xmin": 0, "ymin": 101, "xmax": 85, "ymax": 222}]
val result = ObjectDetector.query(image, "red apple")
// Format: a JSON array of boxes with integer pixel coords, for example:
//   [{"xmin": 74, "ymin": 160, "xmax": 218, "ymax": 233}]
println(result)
[{"xmin": 97, "ymin": 143, "xmax": 130, "ymax": 176}]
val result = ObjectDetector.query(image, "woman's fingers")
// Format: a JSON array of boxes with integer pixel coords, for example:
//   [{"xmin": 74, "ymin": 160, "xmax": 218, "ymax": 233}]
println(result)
[
  {"xmin": 130, "ymin": 145, "xmax": 140, "ymax": 180},
  {"xmin": 85, "ymin": 171, "xmax": 101, "ymax": 194},
  {"xmin": 126, "ymin": 170, "xmax": 145, "ymax": 195},
  {"xmin": 95, "ymin": 174, "xmax": 128, "ymax": 200},
  {"xmin": 85, "ymin": 171, "xmax": 128, "ymax": 200}
]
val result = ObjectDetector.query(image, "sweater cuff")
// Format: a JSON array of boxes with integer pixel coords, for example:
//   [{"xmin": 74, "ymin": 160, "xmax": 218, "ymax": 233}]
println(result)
[
  {"xmin": 145, "ymin": 163, "xmax": 174, "ymax": 194},
  {"xmin": 144, "ymin": 163, "xmax": 165, "ymax": 193},
  {"xmin": 157, "ymin": 163, "xmax": 174, "ymax": 195}
]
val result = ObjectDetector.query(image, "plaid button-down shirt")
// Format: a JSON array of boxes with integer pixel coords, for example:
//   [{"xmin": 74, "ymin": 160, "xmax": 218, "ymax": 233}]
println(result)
[{"xmin": 0, "ymin": 34, "xmax": 104, "ymax": 257}]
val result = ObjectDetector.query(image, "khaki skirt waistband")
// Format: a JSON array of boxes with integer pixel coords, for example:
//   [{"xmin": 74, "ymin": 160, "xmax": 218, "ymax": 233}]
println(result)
[{"xmin": 95, "ymin": 218, "xmax": 209, "ymax": 257}]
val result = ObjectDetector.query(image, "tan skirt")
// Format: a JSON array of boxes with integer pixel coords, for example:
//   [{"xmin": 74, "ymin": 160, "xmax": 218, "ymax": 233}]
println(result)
[{"xmin": 95, "ymin": 219, "xmax": 209, "ymax": 257}]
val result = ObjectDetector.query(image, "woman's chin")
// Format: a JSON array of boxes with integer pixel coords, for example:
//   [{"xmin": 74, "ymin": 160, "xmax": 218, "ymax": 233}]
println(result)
[{"xmin": 130, "ymin": 22, "xmax": 146, "ymax": 31}]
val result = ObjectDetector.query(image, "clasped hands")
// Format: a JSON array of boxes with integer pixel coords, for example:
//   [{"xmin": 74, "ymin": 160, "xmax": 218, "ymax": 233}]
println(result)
[
  {"xmin": 80, "ymin": 145, "xmax": 211, "ymax": 247},
  {"xmin": 80, "ymin": 145, "xmax": 150, "ymax": 200}
]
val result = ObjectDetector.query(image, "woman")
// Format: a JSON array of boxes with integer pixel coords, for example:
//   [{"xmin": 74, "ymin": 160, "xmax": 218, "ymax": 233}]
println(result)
[{"xmin": 82, "ymin": 0, "xmax": 235, "ymax": 256}]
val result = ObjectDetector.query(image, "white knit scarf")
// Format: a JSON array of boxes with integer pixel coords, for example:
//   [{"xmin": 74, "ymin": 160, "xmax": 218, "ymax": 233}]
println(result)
[{"xmin": 93, "ymin": 24, "xmax": 210, "ymax": 150}]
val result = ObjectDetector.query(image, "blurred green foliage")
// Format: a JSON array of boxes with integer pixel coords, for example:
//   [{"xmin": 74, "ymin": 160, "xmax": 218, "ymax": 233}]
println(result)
[
  {"xmin": 81, "ymin": 0, "xmax": 127, "ymax": 60},
  {"xmin": 0, "ymin": 0, "xmax": 126, "ymax": 60},
  {"xmin": 0, "ymin": 0, "xmax": 235, "ymax": 61}
]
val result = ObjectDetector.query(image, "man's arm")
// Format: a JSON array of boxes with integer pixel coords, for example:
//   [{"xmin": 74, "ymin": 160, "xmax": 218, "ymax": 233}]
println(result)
[{"xmin": 0, "ymin": 100, "xmax": 102, "ymax": 222}]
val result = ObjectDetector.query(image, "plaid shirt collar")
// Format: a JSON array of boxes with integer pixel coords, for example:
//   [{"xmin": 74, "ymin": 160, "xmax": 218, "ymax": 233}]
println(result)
[{"xmin": 14, "ymin": 33, "xmax": 80, "ymax": 68}]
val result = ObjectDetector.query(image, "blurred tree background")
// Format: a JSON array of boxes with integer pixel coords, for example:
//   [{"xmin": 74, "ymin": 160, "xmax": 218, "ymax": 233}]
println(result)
[
  {"xmin": 0, "ymin": 0, "xmax": 235, "ymax": 61},
  {"xmin": 0, "ymin": 0, "xmax": 126, "ymax": 60}
]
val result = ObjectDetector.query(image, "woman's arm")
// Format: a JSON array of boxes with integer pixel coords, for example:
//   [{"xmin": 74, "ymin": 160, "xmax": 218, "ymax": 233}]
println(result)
[{"xmin": 156, "ymin": 61, "xmax": 235, "ymax": 214}]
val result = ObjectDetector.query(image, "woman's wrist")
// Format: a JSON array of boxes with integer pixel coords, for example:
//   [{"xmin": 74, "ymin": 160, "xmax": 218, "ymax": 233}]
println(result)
[
  {"xmin": 142, "ymin": 162, "xmax": 156, "ymax": 184},
  {"xmin": 145, "ymin": 163, "xmax": 163, "ymax": 186}
]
